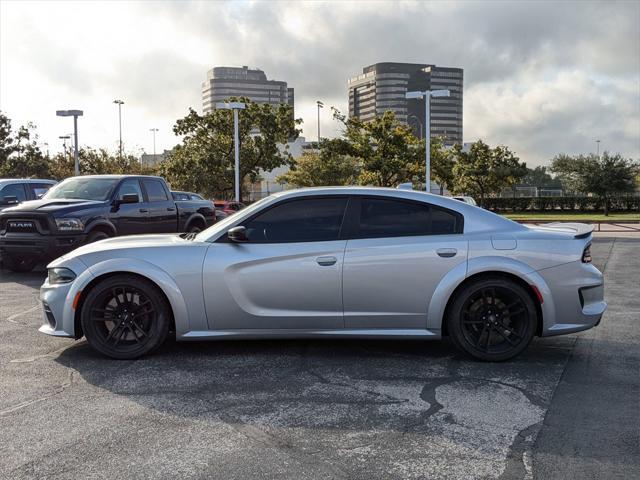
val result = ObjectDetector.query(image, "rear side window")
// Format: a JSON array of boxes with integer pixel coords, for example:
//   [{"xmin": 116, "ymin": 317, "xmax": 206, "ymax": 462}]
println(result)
[
  {"xmin": 142, "ymin": 179, "xmax": 168, "ymax": 202},
  {"xmin": 243, "ymin": 197, "xmax": 348, "ymax": 243},
  {"xmin": 29, "ymin": 183, "xmax": 53, "ymax": 199},
  {"xmin": 0, "ymin": 183, "xmax": 27, "ymax": 202},
  {"xmin": 356, "ymin": 197, "xmax": 462, "ymax": 238}
]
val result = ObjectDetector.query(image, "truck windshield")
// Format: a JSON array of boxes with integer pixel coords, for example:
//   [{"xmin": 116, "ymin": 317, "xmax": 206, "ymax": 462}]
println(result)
[{"xmin": 43, "ymin": 177, "xmax": 120, "ymax": 201}]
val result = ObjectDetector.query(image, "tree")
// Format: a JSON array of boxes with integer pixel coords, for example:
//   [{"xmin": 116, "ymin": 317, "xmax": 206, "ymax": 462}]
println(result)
[
  {"xmin": 551, "ymin": 152, "xmax": 639, "ymax": 215},
  {"xmin": 159, "ymin": 98, "xmax": 301, "ymax": 201},
  {"xmin": 48, "ymin": 148, "xmax": 155, "ymax": 180},
  {"xmin": 276, "ymin": 142, "xmax": 359, "ymax": 187},
  {"xmin": 0, "ymin": 112, "xmax": 50, "ymax": 178},
  {"xmin": 330, "ymin": 109, "xmax": 421, "ymax": 187},
  {"xmin": 523, "ymin": 165, "xmax": 563, "ymax": 190},
  {"xmin": 406, "ymin": 136, "xmax": 455, "ymax": 193},
  {"xmin": 450, "ymin": 140, "xmax": 526, "ymax": 205}
]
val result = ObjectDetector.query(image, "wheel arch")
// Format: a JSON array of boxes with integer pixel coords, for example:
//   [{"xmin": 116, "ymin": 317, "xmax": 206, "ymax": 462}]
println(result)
[
  {"xmin": 85, "ymin": 220, "xmax": 117, "ymax": 237},
  {"xmin": 184, "ymin": 213, "xmax": 206, "ymax": 232},
  {"xmin": 69, "ymin": 259, "xmax": 188, "ymax": 339},
  {"xmin": 428, "ymin": 257, "xmax": 554, "ymax": 337}
]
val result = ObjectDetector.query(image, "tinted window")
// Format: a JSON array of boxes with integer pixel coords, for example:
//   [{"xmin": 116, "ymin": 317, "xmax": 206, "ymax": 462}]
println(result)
[
  {"xmin": 243, "ymin": 197, "xmax": 348, "ymax": 243},
  {"xmin": 172, "ymin": 192, "xmax": 189, "ymax": 201},
  {"xmin": 117, "ymin": 179, "xmax": 143, "ymax": 201},
  {"xmin": 1, "ymin": 183, "xmax": 27, "ymax": 202},
  {"xmin": 356, "ymin": 198, "xmax": 461, "ymax": 238},
  {"xmin": 29, "ymin": 183, "xmax": 53, "ymax": 199},
  {"xmin": 142, "ymin": 179, "xmax": 168, "ymax": 202},
  {"xmin": 190, "ymin": 194, "xmax": 204, "ymax": 200}
]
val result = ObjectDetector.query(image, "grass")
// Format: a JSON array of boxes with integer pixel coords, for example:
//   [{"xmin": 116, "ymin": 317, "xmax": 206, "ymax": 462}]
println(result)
[{"xmin": 502, "ymin": 212, "xmax": 640, "ymax": 222}]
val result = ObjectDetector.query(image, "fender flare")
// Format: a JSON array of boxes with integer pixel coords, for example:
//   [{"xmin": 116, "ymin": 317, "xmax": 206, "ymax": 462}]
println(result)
[
  {"xmin": 61, "ymin": 258, "xmax": 190, "ymax": 338},
  {"xmin": 84, "ymin": 219, "xmax": 117, "ymax": 237},
  {"xmin": 427, "ymin": 256, "xmax": 556, "ymax": 333},
  {"xmin": 184, "ymin": 212, "xmax": 206, "ymax": 231}
]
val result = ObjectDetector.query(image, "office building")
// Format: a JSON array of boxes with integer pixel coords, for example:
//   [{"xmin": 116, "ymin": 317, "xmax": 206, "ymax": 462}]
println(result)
[
  {"xmin": 348, "ymin": 62, "xmax": 463, "ymax": 146},
  {"xmin": 202, "ymin": 66, "xmax": 294, "ymax": 114}
]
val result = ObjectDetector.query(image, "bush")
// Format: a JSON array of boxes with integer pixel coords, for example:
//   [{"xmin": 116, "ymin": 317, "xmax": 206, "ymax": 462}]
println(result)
[{"xmin": 482, "ymin": 194, "xmax": 640, "ymax": 213}]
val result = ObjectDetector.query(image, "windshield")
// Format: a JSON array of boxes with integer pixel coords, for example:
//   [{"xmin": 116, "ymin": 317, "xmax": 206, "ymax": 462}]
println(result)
[
  {"xmin": 195, "ymin": 195, "xmax": 273, "ymax": 242},
  {"xmin": 43, "ymin": 177, "xmax": 120, "ymax": 201}
]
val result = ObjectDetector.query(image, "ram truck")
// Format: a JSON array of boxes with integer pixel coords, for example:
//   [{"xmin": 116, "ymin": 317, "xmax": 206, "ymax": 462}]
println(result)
[{"xmin": 0, "ymin": 175, "xmax": 215, "ymax": 272}]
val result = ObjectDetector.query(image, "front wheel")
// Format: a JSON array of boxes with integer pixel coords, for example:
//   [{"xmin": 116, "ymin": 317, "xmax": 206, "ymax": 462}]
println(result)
[
  {"xmin": 80, "ymin": 275, "xmax": 170, "ymax": 359},
  {"xmin": 447, "ymin": 277, "xmax": 537, "ymax": 362}
]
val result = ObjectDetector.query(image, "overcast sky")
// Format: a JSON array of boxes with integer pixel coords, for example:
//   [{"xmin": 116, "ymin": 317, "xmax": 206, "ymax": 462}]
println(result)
[{"xmin": 0, "ymin": 0, "xmax": 638, "ymax": 166}]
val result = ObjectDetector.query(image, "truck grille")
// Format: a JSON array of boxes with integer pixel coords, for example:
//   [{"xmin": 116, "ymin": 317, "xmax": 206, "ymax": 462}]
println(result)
[{"xmin": 6, "ymin": 220, "xmax": 37, "ymax": 233}]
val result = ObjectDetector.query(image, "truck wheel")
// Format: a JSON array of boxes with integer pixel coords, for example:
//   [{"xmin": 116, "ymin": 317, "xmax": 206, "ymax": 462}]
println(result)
[
  {"xmin": 2, "ymin": 255, "xmax": 38, "ymax": 273},
  {"xmin": 188, "ymin": 225, "xmax": 202, "ymax": 233},
  {"xmin": 85, "ymin": 230, "xmax": 110, "ymax": 244}
]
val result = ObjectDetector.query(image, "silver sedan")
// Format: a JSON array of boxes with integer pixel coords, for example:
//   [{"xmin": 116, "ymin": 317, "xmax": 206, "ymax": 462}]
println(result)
[{"xmin": 39, "ymin": 187, "xmax": 606, "ymax": 361}]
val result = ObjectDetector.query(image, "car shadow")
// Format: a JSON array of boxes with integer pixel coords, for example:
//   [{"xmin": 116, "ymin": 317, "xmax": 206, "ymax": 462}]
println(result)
[{"xmin": 54, "ymin": 335, "xmax": 574, "ymax": 435}]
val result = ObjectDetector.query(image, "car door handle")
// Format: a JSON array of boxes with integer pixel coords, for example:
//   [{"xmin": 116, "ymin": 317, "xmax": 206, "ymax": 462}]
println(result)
[
  {"xmin": 139, "ymin": 208, "xmax": 149, "ymax": 213},
  {"xmin": 316, "ymin": 256, "xmax": 337, "ymax": 266},
  {"xmin": 437, "ymin": 248, "xmax": 457, "ymax": 258},
  {"xmin": 167, "ymin": 207, "xmax": 175, "ymax": 212}
]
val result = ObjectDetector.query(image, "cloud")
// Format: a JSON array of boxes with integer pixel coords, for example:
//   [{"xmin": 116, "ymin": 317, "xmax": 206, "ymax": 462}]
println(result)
[{"xmin": 0, "ymin": 0, "xmax": 638, "ymax": 164}]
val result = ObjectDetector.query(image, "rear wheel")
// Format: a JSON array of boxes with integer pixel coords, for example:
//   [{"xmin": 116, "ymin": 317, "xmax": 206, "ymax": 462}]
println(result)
[
  {"xmin": 81, "ymin": 275, "xmax": 170, "ymax": 359},
  {"xmin": 448, "ymin": 277, "xmax": 537, "ymax": 361}
]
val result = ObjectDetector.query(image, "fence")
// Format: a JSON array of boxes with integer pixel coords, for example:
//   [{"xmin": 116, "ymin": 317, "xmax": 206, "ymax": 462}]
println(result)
[{"xmin": 483, "ymin": 195, "xmax": 640, "ymax": 212}]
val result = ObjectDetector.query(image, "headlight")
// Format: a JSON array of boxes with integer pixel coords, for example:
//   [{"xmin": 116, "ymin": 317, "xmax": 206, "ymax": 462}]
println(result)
[
  {"xmin": 48, "ymin": 267, "xmax": 76, "ymax": 284},
  {"xmin": 55, "ymin": 218, "xmax": 84, "ymax": 231}
]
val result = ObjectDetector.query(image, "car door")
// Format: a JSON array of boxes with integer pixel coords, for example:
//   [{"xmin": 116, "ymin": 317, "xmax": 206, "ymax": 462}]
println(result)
[
  {"xmin": 111, "ymin": 178, "xmax": 148, "ymax": 235},
  {"xmin": 342, "ymin": 196, "xmax": 468, "ymax": 329},
  {"xmin": 202, "ymin": 196, "xmax": 349, "ymax": 330},
  {"xmin": 141, "ymin": 178, "xmax": 176, "ymax": 233}
]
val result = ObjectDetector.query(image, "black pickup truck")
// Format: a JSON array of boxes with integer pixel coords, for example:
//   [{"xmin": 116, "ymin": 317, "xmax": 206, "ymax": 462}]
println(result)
[{"xmin": 0, "ymin": 175, "xmax": 215, "ymax": 272}]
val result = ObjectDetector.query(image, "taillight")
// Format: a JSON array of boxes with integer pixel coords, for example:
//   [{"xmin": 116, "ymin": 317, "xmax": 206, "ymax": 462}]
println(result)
[{"xmin": 582, "ymin": 244, "xmax": 592, "ymax": 263}]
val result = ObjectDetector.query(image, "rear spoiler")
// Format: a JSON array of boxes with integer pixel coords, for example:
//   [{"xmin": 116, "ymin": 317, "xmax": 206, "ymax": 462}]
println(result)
[{"xmin": 538, "ymin": 222, "xmax": 594, "ymax": 239}]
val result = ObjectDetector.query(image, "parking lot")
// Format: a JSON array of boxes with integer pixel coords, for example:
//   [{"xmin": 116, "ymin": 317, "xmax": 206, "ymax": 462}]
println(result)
[{"xmin": 1, "ymin": 236, "xmax": 638, "ymax": 479}]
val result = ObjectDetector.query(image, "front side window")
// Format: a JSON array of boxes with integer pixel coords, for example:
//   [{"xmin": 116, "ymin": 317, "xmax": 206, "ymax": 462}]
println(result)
[
  {"xmin": 243, "ymin": 197, "xmax": 348, "ymax": 243},
  {"xmin": 1, "ymin": 183, "xmax": 27, "ymax": 202},
  {"xmin": 117, "ymin": 179, "xmax": 144, "ymax": 201},
  {"xmin": 356, "ymin": 197, "xmax": 461, "ymax": 238},
  {"xmin": 142, "ymin": 179, "xmax": 168, "ymax": 202}
]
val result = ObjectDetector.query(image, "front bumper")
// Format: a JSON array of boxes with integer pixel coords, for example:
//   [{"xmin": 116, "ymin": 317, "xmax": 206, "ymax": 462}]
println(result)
[{"xmin": 0, "ymin": 232, "xmax": 87, "ymax": 262}]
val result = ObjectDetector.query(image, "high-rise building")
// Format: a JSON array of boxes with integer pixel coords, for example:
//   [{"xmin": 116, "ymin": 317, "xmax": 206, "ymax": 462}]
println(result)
[
  {"xmin": 348, "ymin": 62, "xmax": 463, "ymax": 146},
  {"xmin": 202, "ymin": 66, "xmax": 294, "ymax": 114}
]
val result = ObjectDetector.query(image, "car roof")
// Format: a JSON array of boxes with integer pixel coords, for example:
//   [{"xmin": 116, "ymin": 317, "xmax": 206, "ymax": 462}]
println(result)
[
  {"xmin": 267, "ymin": 187, "xmax": 521, "ymax": 233},
  {"xmin": 0, "ymin": 178, "xmax": 57, "ymax": 186}
]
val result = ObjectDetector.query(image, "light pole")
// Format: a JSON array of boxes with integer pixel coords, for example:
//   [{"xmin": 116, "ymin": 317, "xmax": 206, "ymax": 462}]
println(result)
[
  {"xmin": 406, "ymin": 89, "xmax": 450, "ymax": 193},
  {"xmin": 316, "ymin": 100, "xmax": 324, "ymax": 145},
  {"xmin": 113, "ymin": 99, "xmax": 124, "ymax": 160},
  {"xmin": 56, "ymin": 110, "xmax": 83, "ymax": 175},
  {"xmin": 150, "ymin": 128, "xmax": 158, "ymax": 159},
  {"xmin": 59, "ymin": 135, "xmax": 70, "ymax": 155},
  {"xmin": 596, "ymin": 139, "xmax": 601, "ymax": 157},
  {"xmin": 216, "ymin": 102, "xmax": 246, "ymax": 202}
]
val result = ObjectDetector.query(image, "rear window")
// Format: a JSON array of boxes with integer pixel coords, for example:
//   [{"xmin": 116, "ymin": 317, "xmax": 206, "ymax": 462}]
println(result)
[{"xmin": 142, "ymin": 179, "xmax": 168, "ymax": 202}]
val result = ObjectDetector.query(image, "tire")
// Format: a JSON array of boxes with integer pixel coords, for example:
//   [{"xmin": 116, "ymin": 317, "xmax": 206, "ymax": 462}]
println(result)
[
  {"xmin": 188, "ymin": 224, "xmax": 202, "ymax": 233},
  {"xmin": 80, "ymin": 274, "xmax": 171, "ymax": 359},
  {"xmin": 2, "ymin": 255, "xmax": 38, "ymax": 273},
  {"xmin": 85, "ymin": 230, "xmax": 110, "ymax": 244},
  {"xmin": 447, "ymin": 277, "xmax": 537, "ymax": 362}
]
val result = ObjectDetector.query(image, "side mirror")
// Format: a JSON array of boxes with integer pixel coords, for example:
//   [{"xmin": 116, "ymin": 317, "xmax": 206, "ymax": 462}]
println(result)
[
  {"xmin": 0, "ymin": 195, "xmax": 19, "ymax": 206},
  {"xmin": 228, "ymin": 226, "xmax": 248, "ymax": 243},
  {"xmin": 119, "ymin": 193, "xmax": 139, "ymax": 204}
]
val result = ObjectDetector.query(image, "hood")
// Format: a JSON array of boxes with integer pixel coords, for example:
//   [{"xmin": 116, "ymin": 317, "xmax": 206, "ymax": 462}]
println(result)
[{"xmin": 1, "ymin": 198, "xmax": 106, "ymax": 214}]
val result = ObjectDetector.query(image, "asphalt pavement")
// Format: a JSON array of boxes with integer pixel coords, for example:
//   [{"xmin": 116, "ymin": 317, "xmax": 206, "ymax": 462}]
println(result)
[{"xmin": 0, "ymin": 237, "xmax": 638, "ymax": 479}]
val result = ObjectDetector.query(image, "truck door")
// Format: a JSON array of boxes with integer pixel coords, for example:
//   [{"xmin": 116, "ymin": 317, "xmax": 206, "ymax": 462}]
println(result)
[{"xmin": 140, "ymin": 178, "xmax": 176, "ymax": 233}]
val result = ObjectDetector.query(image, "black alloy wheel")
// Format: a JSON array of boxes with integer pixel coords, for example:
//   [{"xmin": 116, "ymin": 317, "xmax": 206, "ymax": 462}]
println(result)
[
  {"xmin": 81, "ymin": 275, "xmax": 170, "ymax": 359},
  {"xmin": 448, "ymin": 277, "xmax": 537, "ymax": 361}
]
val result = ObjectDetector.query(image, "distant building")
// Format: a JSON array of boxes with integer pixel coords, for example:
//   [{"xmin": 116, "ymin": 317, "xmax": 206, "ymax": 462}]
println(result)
[
  {"xmin": 140, "ymin": 149, "xmax": 172, "ymax": 167},
  {"xmin": 202, "ymin": 66, "xmax": 294, "ymax": 114},
  {"xmin": 348, "ymin": 62, "xmax": 463, "ymax": 146}
]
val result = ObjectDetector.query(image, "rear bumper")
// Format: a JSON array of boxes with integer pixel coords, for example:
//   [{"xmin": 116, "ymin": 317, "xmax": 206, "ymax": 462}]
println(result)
[
  {"xmin": 538, "ymin": 261, "xmax": 606, "ymax": 336},
  {"xmin": 0, "ymin": 232, "xmax": 87, "ymax": 261}
]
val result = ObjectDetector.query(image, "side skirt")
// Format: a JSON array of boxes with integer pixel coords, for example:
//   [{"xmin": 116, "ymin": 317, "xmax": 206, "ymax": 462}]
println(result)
[{"xmin": 178, "ymin": 328, "xmax": 441, "ymax": 341}]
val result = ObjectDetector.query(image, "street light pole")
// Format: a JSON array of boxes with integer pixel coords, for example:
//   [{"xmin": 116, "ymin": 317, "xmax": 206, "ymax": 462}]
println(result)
[
  {"xmin": 406, "ymin": 89, "xmax": 450, "ymax": 193},
  {"xmin": 216, "ymin": 102, "xmax": 246, "ymax": 202},
  {"xmin": 596, "ymin": 139, "xmax": 601, "ymax": 157},
  {"xmin": 316, "ymin": 100, "xmax": 324, "ymax": 145},
  {"xmin": 113, "ymin": 99, "xmax": 124, "ymax": 160},
  {"xmin": 56, "ymin": 110, "xmax": 83, "ymax": 176},
  {"xmin": 150, "ymin": 128, "xmax": 158, "ymax": 158}
]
